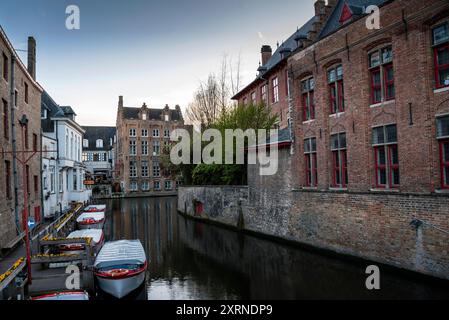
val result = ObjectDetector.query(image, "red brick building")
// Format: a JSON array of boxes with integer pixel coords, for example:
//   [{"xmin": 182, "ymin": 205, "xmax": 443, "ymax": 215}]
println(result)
[
  {"xmin": 245, "ymin": 0, "xmax": 449, "ymax": 279},
  {"xmin": 232, "ymin": 0, "xmax": 337, "ymax": 129}
]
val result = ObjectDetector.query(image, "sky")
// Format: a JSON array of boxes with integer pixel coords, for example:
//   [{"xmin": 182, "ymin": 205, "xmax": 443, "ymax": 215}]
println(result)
[{"xmin": 0, "ymin": 0, "xmax": 314, "ymax": 126}]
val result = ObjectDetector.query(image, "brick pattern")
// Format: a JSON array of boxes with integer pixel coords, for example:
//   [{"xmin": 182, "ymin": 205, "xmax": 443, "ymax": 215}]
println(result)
[{"xmin": 0, "ymin": 32, "xmax": 42, "ymax": 248}]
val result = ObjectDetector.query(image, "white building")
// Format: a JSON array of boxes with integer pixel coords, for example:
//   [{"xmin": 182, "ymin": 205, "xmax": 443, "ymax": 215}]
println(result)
[{"xmin": 41, "ymin": 91, "xmax": 91, "ymax": 219}]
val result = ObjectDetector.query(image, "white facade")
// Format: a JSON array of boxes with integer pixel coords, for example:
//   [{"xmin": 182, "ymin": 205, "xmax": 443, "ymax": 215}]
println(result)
[{"xmin": 41, "ymin": 117, "xmax": 91, "ymax": 218}]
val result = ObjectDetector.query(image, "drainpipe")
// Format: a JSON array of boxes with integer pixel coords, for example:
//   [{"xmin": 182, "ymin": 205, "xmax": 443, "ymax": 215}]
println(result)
[{"xmin": 9, "ymin": 55, "xmax": 20, "ymax": 232}]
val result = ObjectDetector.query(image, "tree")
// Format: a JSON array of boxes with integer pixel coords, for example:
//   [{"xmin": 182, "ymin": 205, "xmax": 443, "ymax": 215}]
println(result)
[{"xmin": 186, "ymin": 55, "xmax": 241, "ymax": 127}]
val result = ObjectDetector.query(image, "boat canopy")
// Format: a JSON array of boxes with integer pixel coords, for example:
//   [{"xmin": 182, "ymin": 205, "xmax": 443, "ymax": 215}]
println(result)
[
  {"xmin": 77, "ymin": 211, "xmax": 105, "ymax": 222},
  {"xmin": 68, "ymin": 230, "xmax": 104, "ymax": 244},
  {"xmin": 94, "ymin": 240, "xmax": 147, "ymax": 269},
  {"xmin": 85, "ymin": 205, "xmax": 106, "ymax": 211}
]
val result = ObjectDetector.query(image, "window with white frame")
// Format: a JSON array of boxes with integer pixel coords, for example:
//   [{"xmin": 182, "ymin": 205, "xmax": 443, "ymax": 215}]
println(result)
[
  {"xmin": 130, "ymin": 161, "xmax": 137, "ymax": 177},
  {"xmin": 142, "ymin": 129, "xmax": 148, "ymax": 137},
  {"xmin": 272, "ymin": 77, "xmax": 279, "ymax": 103},
  {"xmin": 153, "ymin": 129, "xmax": 160, "ymax": 137},
  {"xmin": 142, "ymin": 181, "xmax": 150, "ymax": 191},
  {"xmin": 130, "ymin": 181, "xmax": 138, "ymax": 191},
  {"xmin": 142, "ymin": 140, "xmax": 148, "ymax": 156},
  {"xmin": 261, "ymin": 84, "xmax": 267, "ymax": 104},
  {"xmin": 165, "ymin": 180, "xmax": 172, "ymax": 190},
  {"xmin": 153, "ymin": 140, "xmax": 160, "ymax": 155},
  {"xmin": 153, "ymin": 162, "xmax": 160, "ymax": 177},
  {"xmin": 129, "ymin": 128, "xmax": 136, "ymax": 137},
  {"xmin": 142, "ymin": 161, "xmax": 149, "ymax": 177},
  {"xmin": 164, "ymin": 129, "xmax": 170, "ymax": 138},
  {"xmin": 154, "ymin": 181, "xmax": 161, "ymax": 190},
  {"xmin": 96, "ymin": 139, "xmax": 103, "ymax": 148},
  {"xmin": 130, "ymin": 140, "xmax": 137, "ymax": 155},
  {"xmin": 83, "ymin": 139, "xmax": 89, "ymax": 148}
]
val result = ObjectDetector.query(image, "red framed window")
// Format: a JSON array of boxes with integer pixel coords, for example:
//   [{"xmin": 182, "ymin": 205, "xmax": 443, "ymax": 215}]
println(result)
[
  {"xmin": 304, "ymin": 137, "xmax": 317, "ymax": 187},
  {"xmin": 5, "ymin": 160, "xmax": 11, "ymax": 199},
  {"xmin": 433, "ymin": 23, "xmax": 449, "ymax": 89},
  {"xmin": 328, "ymin": 65, "xmax": 344, "ymax": 114},
  {"xmin": 301, "ymin": 77, "xmax": 315, "ymax": 121},
  {"xmin": 369, "ymin": 46, "xmax": 395, "ymax": 104},
  {"xmin": 272, "ymin": 77, "xmax": 279, "ymax": 103},
  {"xmin": 331, "ymin": 132, "xmax": 348, "ymax": 188},
  {"xmin": 373, "ymin": 124, "xmax": 399, "ymax": 188},
  {"xmin": 440, "ymin": 140, "xmax": 449, "ymax": 189},
  {"xmin": 261, "ymin": 85, "xmax": 267, "ymax": 103},
  {"xmin": 437, "ymin": 116, "xmax": 449, "ymax": 188}
]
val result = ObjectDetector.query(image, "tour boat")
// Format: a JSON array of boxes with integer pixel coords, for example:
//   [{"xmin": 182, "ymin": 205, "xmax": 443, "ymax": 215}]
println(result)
[
  {"xmin": 77, "ymin": 211, "xmax": 105, "ymax": 230},
  {"xmin": 59, "ymin": 229, "xmax": 104, "ymax": 255},
  {"xmin": 94, "ymin": 240, "xmax": 147, "ymax": 299},
  {"xmin": 84, "ymin": 204, "xmax": 106, "ymax": 212},
  {"xmin": 31, "ymin": 291, "xmax": 89, "ymax": 301}
]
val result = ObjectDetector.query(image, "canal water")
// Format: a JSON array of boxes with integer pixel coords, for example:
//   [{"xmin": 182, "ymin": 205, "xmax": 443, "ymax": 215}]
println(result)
[{"xmin": 99, "ymin": 197, "xmax": 449, "ymax": 300}]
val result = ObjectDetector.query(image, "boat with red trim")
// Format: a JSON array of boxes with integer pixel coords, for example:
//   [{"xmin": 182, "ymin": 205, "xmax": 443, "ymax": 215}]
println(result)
[
  {"xmin": 84, "ymin": 204, "xmax": 106, "ymax": 212},
  {"xmin": 94, "ymin": 240, "xmax": 147, "ymax": 299},
  {"xmin": 77, "ymin": 211, "xmax": 105, "ymax": 230},
  {"xmin": 31, "ymin": 291, "xmax": 90, "ymax": 300},
  {"xmin": 58, "ymin": 229, "xmax": 105, "ymax": 255}
]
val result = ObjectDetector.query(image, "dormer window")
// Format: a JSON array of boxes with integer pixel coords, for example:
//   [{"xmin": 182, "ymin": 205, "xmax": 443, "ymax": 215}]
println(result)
[
  {"xmin": 339, "ymin": 2, "xmax": 353, "ymax": 25},
  {"xmin": 83, "ymin": 139, "xmax": 89, "ymax": 148},
  {"xmin": 96, "ymin": 139, "xmax": 103, "ymax": 148},
  {"xmin": 142, "ymin": 113, "xmax": 147, "ymax": 120},
  {"xmin": 164, "ymin": 114, "xmax": 169, "ymax": 122}
]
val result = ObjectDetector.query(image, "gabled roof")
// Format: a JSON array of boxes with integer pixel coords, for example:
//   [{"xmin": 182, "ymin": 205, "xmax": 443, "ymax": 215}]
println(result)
[
  {"xmin": 233, "ymin": 16, "xmax": 316, "ymax": 100},
  {"xmin": 319, "ymin": 0, "xmax": 389, "ymax": 39},
  {"xmin": 121, "ymin": 106, "xmax": 183, "ymax": 122},
  {"xmin": 82, "ymin": 126, "xmax": 116, "ymax": 151}
]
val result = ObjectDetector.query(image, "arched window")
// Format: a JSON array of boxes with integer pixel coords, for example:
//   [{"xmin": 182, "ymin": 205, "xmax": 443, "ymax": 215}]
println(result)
[{"xmin": 96, "ymin": 139, "xmax": 103, "ymax": 148}]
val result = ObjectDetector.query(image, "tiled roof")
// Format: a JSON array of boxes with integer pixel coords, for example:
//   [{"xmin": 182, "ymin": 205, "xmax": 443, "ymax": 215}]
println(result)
[
  {"xmin": 82, "ymin": 126, "xmax": 116, "ymax": 151},
  {"xmin": 122, "ymin": 107, "xmax": 183, "ymax": 121},
  {"xmin": 233, "ymin": 16, "xmax": 316, "ymax": 99},
  {"xmin": 319, "ymin": 0, "xmax": 389, "ymax": 39}
]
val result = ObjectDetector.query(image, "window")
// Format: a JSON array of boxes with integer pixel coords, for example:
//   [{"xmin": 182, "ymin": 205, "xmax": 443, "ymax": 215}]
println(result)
[
  {"xmin": 142, "ymin": 129, "xmax": 148, "ymax": 137},
  {"xmin": 96, "ymin": 139, "xmax": 103, "ymax": 148},
  {"xmin": 142, "ymin": 161, "xmax": 149, "ymax": 177},
  {"xmin": 130, "ymin": 161, "xmax": 137, "ymax": 177},
  {"xmin": 304, "ymin": 137, "xmax": 317, "ymax": 187},
  {"xmin": 261, "ymin": 85, "xmax": 267, "ymax": 103},
  {"xmin": 129, "ymin": 128, "xmax": 136, "ymax": 137},
  {"xmin": 331, "ymin": 133, "xmax": 348, "ymax": 188},
  {"xmin": 154, "ymin": 181, "xmax": 161, "ymax": 190},
  {"xmin": 3, "ymin": 52, "xmax": 8, "ymax": 80},
  {"xmin": 142, "ymin": 181, "xmax": 150, "ymax": 191},
  {"xmin": 328, "ymin": 65, "xmax": 344, "ymax": 114},
  {"xmin": 164, "ymin": 114, "xmax": 169, "ymax": 122},
  {"xmin": 33, "ymin": 134, "xmax": 38, "ymax": 152},
  {"xmin": 372, "ymin": 124, "xmax": 399, "ymax": 188},
  {"xmin": 41, "ymin": 108, "xmax": 47, "ymax": 119},
  {"xmin": 369, "ymin": 46, "xmax": 395, "ymax": 104},
  {"xmin": 272, "ymin": 77, "xmax": 279, "ymax": 103},
  {"xmin": 130, "ymin": 140, "xmax": 136, "ymax": 155},
  {"xmin": 83, "ymin": 139, "xmax": 89, "ymax": 148},
  {"xmin": 142, "ymin": 113, "xmax": 147, "ymax": 120},
  {"xmin": 82, "ymin": 152, "xmax": 88, "ymax": 161},
  {"xmin": 251, "ymin": 91, "xmax": 256, "ymax": 105},
  {"xmin": 301, "ymin": 77, "xmax": 315, "ymax": 121},
  {"xmin": 165, "ymin": 180, "xmax": 172, "ymax": 190},
  {"xmin": 153, "ymin": 162, "xmax": 160, "ymax": 177},
  {"xmin": 153, "ymin": 129, "xmax": 160, "ymax": 138},
  {"xmin": 153, "ymin": 141, "xmax": 160, "ymax": 155},
  {"xmin": 73, "ymin": 169, "xmax": 77, "ymax": 191},
  {"xmin": 142, "ymin": 140, "xmax": 148, "ymax": 156},
  {"xmin": 14, "ymin": 90, "xmax": 18, "ymax": 108},
  {"xmin": 24, "ymin": 82, "xmax": 29, "ymax": 104},
  {"xmin": 164, "ymin": 129, "xmax": 170, "ymax": 138},
  {"xmin": 3, "ymin": 99, "xmax": 8, "ymax": 140},
  {"xmin": 130, "ymin": 181, "xmax": 138, "ymax": 192},
  {"xmin": 433, "ymin": 23, "xmax": 449, "ymax": 88},
  {"xmin": 34, "ymin": 175, "xmax": 38, "ymax": 194},
  {"xmin": 59, "ymin": 172, "xmax": 63, "ymax": 193},
  {"xmin": 5, "ymin": 160, "xmax": 11, "ymax": 199},
  {"xmin": 437, "ymin": 116, "xmax": 449, "ymax": 188}
]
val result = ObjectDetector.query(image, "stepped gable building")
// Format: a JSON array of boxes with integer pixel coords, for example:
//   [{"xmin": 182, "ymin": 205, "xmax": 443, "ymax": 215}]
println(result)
[
  {"xmin": 81, "ymin": 126, "xmax": 116, "ymax": 184},
  {"xmin": 247, "ymin": 0, "xmax": 449, "ymax": 280},
  {"xmin": 232, "ymin": 0, "xmax": 336, "ymax": 130},
  {"xmin": 0, "ymin": 27, "xmax": 42, "ymax": 248},
  {"xmin": 115, "ymin": 96, "xmax": 184, "ymax": 194}
]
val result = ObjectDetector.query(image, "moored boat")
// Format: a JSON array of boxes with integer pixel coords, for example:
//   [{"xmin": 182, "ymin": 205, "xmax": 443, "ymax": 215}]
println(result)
[
  {"xmin": 31, "ymin": 291, "xmax": 89, "ymax": 300},
  {"xmin": 94, "ymin": 240, "xmax": 147, "ymax": 299},
  {"xmin": 77, "ymin": 211, "xmax": 105, "ymax": 230},
  {"xmin": 59, "ymin": 229, "xmax": 104, "ymax": 255},
  {"xmin": 84, "ymin": 204, "xmax": 106, "ymax": 212}
]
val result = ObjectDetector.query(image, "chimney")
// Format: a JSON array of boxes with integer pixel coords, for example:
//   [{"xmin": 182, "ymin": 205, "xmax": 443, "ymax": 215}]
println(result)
[
  {"xmin": 261, "ymin": 45, "xmax": 272, "ymax": 66},
  {"xmin": 314, "ymin": 0, "xmax": 326, "ymax": 18},
  {"xmin": 27, "ymin": 37, "xmax": 36, "ymax": 80},
  {"xmin": 118, "ymin": 95, "xmax": 123, "ymax": 108}
]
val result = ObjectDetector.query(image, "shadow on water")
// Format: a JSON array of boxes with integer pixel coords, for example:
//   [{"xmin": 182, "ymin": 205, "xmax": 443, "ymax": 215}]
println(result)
[{"xmin": 98, "ymin": 197, "xmax": 449, "ymax": 300}]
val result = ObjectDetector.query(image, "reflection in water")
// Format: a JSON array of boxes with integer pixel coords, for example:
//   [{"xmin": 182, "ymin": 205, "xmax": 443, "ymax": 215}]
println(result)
[{"xmin": 102, "ymin": 197, "xmax": 449, "ymax": 300}]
